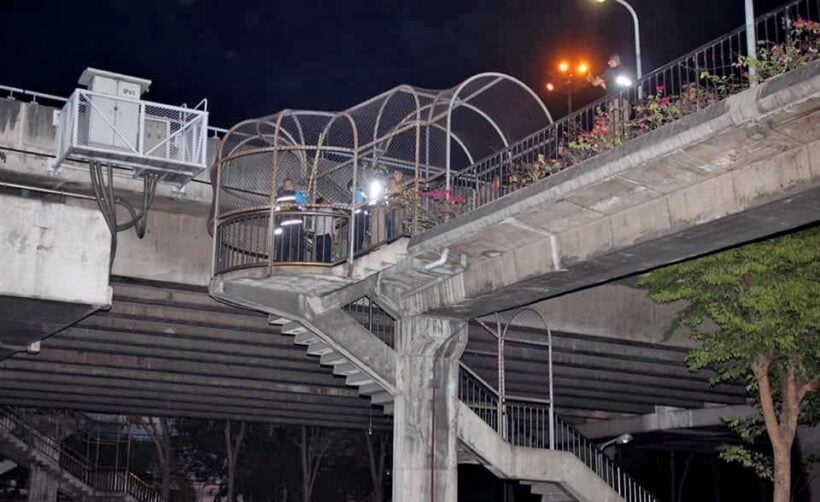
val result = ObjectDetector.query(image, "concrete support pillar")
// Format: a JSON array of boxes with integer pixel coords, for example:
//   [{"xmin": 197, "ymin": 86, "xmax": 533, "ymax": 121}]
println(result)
[
  {"xmin": 28, "ymin": 465, "xmax": 58, "ymax": 502},
  {"xmin": 392, "ymin": 316, "xmax": 467, "ymax": 502}
]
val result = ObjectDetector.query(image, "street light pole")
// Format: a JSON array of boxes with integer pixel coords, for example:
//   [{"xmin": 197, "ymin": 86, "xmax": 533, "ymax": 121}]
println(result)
[
  {"xmin": 745, "ymin": 0, "xmax": 758, "ymax": 83},
  {"xmin": 612, "ymin": 0, "xmax": 642, "ymax": 79}
]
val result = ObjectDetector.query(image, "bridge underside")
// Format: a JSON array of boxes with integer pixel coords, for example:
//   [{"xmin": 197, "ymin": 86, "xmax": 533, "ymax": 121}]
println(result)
[{"xmin": 0, "ymin": 278, "xmax": 746, "ymax": 427}]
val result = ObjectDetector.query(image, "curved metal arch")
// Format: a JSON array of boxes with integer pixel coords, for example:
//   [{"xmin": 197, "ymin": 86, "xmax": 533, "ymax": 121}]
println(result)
[
  {"xmin": 496, "ymin": 306, "xmax": 554, "ymax": 448},
  {"xmin": 380, "ymin": 122, "xmax": 475, "ymax": 168},
  {"xmin": 371, "ymin": 94, "xmax": 478, "ymax": 170},
  {"xmin": 454, "ymin": 101, "xmax": 509, "ymax": 149},
  {"xmin": 372, "ymin": 84, "xmax": 422, "ymax": 147},
  {"xmin": 218, "ymin": 117, "xmax": 268, "ymax": 162},
  {"xmin": 444, "ymin": 72, "xmax": 553, "ymax": 182}
]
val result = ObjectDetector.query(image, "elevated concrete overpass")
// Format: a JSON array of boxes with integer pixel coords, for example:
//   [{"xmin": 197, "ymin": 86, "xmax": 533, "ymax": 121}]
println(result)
[{"xmin": 2, "ymin": 20, "xmax": 820, "ymax": 502}]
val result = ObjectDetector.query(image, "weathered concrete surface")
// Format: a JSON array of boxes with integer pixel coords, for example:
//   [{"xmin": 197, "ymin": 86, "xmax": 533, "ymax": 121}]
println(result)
[
  {"xmin": 0, "ymin": 98, "xmax": 217, "ymax": 217},
  {"xmin": 531, "ymin": 283, "xmax": 692, "ymax": 346},
  {"xmin": 457, "ymin": 402, "xmax": 625, "ymax": 502},
  {"xmin": 392, "ymin": 317, "xmax": 466, "ymax": 502},
  {"xmin": 0, "ymin": 195, "xmax": 111, "ymax": 349},
  {"xmin": 392, "ymin": 61, "xmax": 820, "ymax": 317},
  {"xmin": 111, "ymin": 207, "xmax": 212, "ymax": 286},
  {"xmin": 576, "ymin": 405, "xmax": 757, "ymax": 439}
]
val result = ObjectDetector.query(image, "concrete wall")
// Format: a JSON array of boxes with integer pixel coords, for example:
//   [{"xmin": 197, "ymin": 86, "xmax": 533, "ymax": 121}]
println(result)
[
  {"xmin": 0, "ymin": 194, "xmax": 109, "ymax": 305},
  {"xmin": 533, "ymin": 283, "xmax": 692, "ymax": 346}
]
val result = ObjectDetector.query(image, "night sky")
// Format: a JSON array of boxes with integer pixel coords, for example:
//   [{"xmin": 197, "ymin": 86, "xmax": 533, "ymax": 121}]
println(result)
[{"xmin": 0, "ymin": 0, "xmax": 788, "ymax": 127}]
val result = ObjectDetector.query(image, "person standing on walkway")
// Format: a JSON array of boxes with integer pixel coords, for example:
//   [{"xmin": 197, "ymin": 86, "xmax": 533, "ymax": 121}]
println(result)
[{"xmin": 312, "ymin": 197, "xmax": 335, "ymax": 263}]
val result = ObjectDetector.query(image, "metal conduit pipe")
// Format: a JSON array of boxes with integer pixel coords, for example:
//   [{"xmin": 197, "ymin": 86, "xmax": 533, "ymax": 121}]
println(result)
[
  {"xmin": 424, "ymin": 247, "xmax": 450, "ymax": 271},
  {"xmin": 0, "ymin": 181, "xmax": 96, "ymax": 201}
]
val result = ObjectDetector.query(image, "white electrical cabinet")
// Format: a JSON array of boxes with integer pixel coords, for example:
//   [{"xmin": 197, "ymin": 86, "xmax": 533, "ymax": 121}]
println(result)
[
  {"xmin": 53, "ymin": 68, "xmax": 209, "ymax": 186},
  {"xmin": 78, "ymin": 69, "xmax": 150, "ymax": 151}
]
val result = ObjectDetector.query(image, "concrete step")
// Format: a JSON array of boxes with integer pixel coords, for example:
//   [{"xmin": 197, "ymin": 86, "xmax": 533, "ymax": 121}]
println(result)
[
  {"xmin": 0, "ymin": 459, "xmax": 16, "ymax": 475},
  {"xmin": 334, "ymin": 362, "xmax": 360, "ymax": 376},
  {"xmin": 293, "ymin": 330, "xmax": 320, "ymax": 346},
  {"xmin": 369, "ymin": 392, "xmax": 392, "ymax": 405},
  {"xmin": 319, "ymin": 351, "xmax": 347, "ymax": 366},
  {"xmin": 358, "ymin": 382, "xmax": 383, "ymax": 396},
  {"xmin": 281, "ymin": 321, "xmax": 307, "ymax": 336},
  {"xmin": 523, "ymin": 482, "xmax": 574, "ymax": 501},
  {"xmin": 305, "ymin": 341, "xmax": 333, "ymax": 356},
  {"xmin": 268, "ymin": 315, "xmax": 291, "ymax": 325},
  {"xmin": 345, "ymin": 372, "xmax": 374, "ymax": 386}
]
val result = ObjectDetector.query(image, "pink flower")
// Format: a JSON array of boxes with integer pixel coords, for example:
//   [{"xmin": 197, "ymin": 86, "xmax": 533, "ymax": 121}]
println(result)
[
  {"xmin": 660, "ymin": 97, "xmax": 671, "ymax": 106},
  {"xmin": 656, "ymin": 85, "xmax": 666, "ymax": 94},
  {"xmin": 425, "ymin": 190, "xmax": 464, "ymax": 203}
]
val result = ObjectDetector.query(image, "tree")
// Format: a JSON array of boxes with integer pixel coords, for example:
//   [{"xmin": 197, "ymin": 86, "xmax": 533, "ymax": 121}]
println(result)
[
  {"xmin": 364, "ymin": 431, "xmax": 389, "ymax": 502},
  {"xmin": 133, "ymin": 416, "xmax": 174, "ymax": 500},
  {"xmin": 640, "ymin": 228, "xmax": 820, "ymax": 502},
  {"xmin": 294, "ymin": 426, "xmax": 339, "ymax": 502},
  {"xmin": 224, "ymin": 420, "xmax": 246, "ymax": 502}
]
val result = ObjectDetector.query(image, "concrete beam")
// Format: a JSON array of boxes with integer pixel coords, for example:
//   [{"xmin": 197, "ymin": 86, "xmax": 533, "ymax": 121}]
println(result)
[
  {"xmin": 576, "ymin": 405, "xmax": 758, "ymax": 439},
  {"xmin": 0, "ymin": 397, "xmax": 388, "ymax": 431},
  {"xmin": 395, "ymin": 61, "xmax": 820, "ymax": 317}
]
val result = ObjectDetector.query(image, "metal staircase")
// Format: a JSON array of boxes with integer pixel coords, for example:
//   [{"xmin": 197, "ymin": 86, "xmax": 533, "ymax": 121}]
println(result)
[
  {"xmin": 272, "ymin": 295, "xmax": 657, "ymax": 502},
  {"xmin": 0, "ymin": 407, "xmax": 162, "ymax": 502},
  {"xmin": 458, "ymin": 366, "xmax": 657, "ymax": 502}
]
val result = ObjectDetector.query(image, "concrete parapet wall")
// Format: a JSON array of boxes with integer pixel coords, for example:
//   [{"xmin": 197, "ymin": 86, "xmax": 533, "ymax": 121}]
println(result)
[
  {"xmin": 0, "ymin": 194, "xmax": 110, "ymax": 305},
  {"xmin": 396, "ymin": 61, "xmax": 820, "ymax": 317}
]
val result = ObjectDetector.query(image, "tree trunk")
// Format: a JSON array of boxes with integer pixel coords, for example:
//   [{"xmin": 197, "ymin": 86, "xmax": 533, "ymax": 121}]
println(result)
[
  {"xmin": 753, "ymin": 359, "xmax": 807, "ymax": 502},
  {"xmin": 301, "ymin": 426, "xmax": 310, "ymax": 502},
  {"xmin": 160, "ymin": 464, "xmax": 171, "ymax": 501},
  {"xmin": 225, "ymin": 420, "xmax": 246, "ymax": 502},
  {"xmin": 772, "ymin": 442, "xmax": 792, "ymax": 502},
  {"xmin": 677, "ymin": 452, "xmax": 695, "ymax": 502}
]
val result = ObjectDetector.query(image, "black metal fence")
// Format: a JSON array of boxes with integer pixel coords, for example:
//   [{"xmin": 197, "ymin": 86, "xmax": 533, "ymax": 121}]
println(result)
[{"xmin": 434, "ymin": 0, "xmax": 820, "ymax": 218}]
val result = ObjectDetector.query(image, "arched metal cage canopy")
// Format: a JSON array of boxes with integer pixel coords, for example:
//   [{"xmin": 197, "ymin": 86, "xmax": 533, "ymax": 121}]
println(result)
[
  {"xmin": 212, "ymin": 73, "xmax": 551, "ymax": 273},
  {"xmin": 215, "ymin": 73, "xmax": 551, "ymax": 214}
]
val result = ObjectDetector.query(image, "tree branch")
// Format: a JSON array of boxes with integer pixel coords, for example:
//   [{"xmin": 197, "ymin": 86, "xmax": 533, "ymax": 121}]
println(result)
[
  {"xmin": 753, "ymin": 356, "xmax": 783, "ymax": 446},
  {"xmin": 799, "ymin": 378, "xmax": 820, "ymax": 402}
]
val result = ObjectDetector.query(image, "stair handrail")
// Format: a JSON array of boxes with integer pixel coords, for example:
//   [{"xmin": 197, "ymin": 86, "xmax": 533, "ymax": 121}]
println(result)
[
  {"xmin": 0, "ymin": 406, "xmax": 163, "ymax": 502},
  {"xmin": 457, "ymin": 365, "xmax": 658, "ymax": 501},
  {"xmin": 0, "ymin": 406, "xmax": 89, "ymax": 484}
]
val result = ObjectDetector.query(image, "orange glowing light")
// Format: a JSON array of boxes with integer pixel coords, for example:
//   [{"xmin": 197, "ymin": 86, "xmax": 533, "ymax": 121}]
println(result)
[
  {"xmin": 577, "ymin": 62, "xmax": 589, "ymax": 75},
  {"xmin": 558, "ymin": 61, "xmax": 570, "ymax": 73}
]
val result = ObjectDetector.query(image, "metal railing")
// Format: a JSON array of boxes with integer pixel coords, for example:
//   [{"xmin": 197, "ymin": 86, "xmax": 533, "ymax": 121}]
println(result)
[
  {"xmin": 342, "ymin": 296, "xmax": 397, "ymax": 348},
  {"xmin": 0, "ymin": 83, "xmax": 228, "ymax": 139},
  {"xmin": 458, "ymin": 364, "xmax": 656, "ymax": 501},
  {"xmin": 421, "ymin": 0, "xmax": 819, "ymax": 224},
  {"xmin": 54, "ymin": 88, "xmax": 208, "ymax": 180},
  {"xmin": 214, "ymin": 205, "xmax": 352, "ymax": 274},
  {"xmin": 0, "ymin": 407, "xmax": 162, "ymax": 502}
]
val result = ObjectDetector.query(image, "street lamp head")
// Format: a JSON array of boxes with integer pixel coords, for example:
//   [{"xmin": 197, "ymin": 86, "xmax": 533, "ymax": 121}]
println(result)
[
  {"xmin": 577, "ymin": 62, "xmax": 589, "ymax": 75},
  {"xmin": 545, "ymin": 82, "xmax": 555, "ymax": 92},
  {"xmin": 616, "ymin": 433, "xmax": 633, "ymax": 445},
  {"xmin": 558, "ymin": 61, "xmax": 570, "ymax": 73}
]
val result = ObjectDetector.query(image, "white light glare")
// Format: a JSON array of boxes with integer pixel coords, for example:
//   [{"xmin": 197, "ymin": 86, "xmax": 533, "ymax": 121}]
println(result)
[
  {"xmin": 615, "ymin": 75, "xmax": 633, "ymax": 87},
  {"xmin": 369, "ymin": 179, "xmax": 384, "ymax": 201}
]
